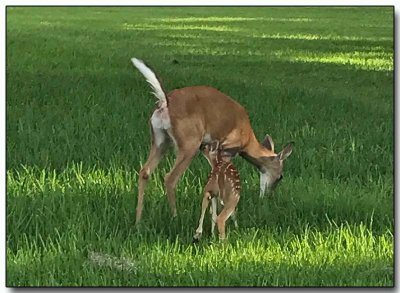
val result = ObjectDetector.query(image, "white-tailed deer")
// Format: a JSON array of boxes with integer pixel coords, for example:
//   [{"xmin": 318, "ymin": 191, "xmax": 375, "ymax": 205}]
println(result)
[
  {"xmin": 193, "ymin": 141, "xmax": 240, "ymax": 241},
  {"xmin": 132, "ymin": 57, "xmax": 293, "ymax": 225}
]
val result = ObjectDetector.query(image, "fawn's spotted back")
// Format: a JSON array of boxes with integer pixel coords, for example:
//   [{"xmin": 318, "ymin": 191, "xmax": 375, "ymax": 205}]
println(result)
[{"xmin": 203, "ymin": 141, "xmax": 240, "ymax": 199}]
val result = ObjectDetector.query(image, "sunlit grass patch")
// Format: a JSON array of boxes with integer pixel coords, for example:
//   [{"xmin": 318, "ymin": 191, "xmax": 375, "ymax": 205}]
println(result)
[
  {"xmin": 274, "ymin": 49, "xmax": 393, "ymax": 71},
  {"xmin": 153, "ymin": 43, "xmax": 262, "ymax": 58},
  {"xmin": 6, "ymin": 222, "xmax": 393, "ymax": 286},
  {"xmin": 6, "ymin": 163, "xmax": 137, "ymax": 197},
  {"xmin": 255, "ymin": 33, "xmax": 392, "ymax": 42},
  {"xmin": 151, "ymin": 16, "xmax": 314, "ymax": 23},
  {"xmin": 152, "ymin": 16, "xmax": 263, "ymax": 22},
  {"xmin": 122, "ymin": 23, "xmax": 240, "ymax": 32},
  {"xmin": 263, "ymin": 17, "xmax": 314, "ymax": 22}
]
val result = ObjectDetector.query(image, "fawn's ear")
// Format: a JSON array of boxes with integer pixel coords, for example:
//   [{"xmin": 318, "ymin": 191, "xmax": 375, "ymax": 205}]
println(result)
[
  {"xmin": 262, "ymin": 135, "xmax": 274, "ymax": 152},
  {"xmin": 276, "ymin": 142, "xmax": 293, "ymax": 161},
  {"xmin": 202, "ymin": 144, "xmax": 210, "ymax": 152},
  {"xmin": 210, "ymin": 140, "xmax": 220, "ymax": 151}
]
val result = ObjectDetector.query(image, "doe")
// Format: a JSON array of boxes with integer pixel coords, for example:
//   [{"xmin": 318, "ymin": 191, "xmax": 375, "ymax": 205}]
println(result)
[{"xmin": 131, "ymin": 57, "xmax": 293, "ymax": 225}]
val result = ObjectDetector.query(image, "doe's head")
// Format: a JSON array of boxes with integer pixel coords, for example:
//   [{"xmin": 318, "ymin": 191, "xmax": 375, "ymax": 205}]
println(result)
[{"xmin": 259, "ymin": 135, "xmax": 293, "ymax": 196}]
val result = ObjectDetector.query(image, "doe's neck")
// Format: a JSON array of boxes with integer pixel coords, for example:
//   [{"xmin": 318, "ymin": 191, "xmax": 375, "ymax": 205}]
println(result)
[{"xmin": 241, "ymin": 138, "xmax": 275, "ymax": 170}]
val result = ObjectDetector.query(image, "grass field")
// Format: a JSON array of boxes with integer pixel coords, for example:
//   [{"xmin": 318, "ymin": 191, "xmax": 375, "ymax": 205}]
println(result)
[{"xmin": 6, "ymin": 7, "xmax": 394, "ymax": 287}]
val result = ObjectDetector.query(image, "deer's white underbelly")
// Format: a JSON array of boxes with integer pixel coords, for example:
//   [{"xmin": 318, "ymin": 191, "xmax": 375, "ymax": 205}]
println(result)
[{"xmin": 202, "ymin": 133, "xmax": 212, "ymax": 143}]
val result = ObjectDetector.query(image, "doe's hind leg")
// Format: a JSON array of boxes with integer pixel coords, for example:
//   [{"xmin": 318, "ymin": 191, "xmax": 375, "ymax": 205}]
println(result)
[
  {"xmin": 164, "ymin": 141, "xmax": 201, "ymax": 217},
  {"xmin": 136, "ymin": 125, "xmax": 169, "ymax": 224},
  {"xmin": 136, "ymin": 134, "xmax": 168, "ymax": 225}
]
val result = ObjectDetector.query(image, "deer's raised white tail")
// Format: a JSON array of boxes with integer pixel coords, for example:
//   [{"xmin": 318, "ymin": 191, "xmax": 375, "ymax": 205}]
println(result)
[{"xmin": 131, "ymin": 58, "xmax": 166, "ymax": 105}]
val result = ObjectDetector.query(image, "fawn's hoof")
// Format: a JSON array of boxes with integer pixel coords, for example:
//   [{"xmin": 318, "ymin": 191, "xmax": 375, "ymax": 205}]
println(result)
[
  {"xmin": 135, "ymin": 220, "xmax": 142, "ymax": 228},
  {"xmin": 218, "ymin": 236, "xmax": 227, "ymax": 242},
  {"xmin": 192, "ymin": 233, "xmax": 202, "ymax": 243}
]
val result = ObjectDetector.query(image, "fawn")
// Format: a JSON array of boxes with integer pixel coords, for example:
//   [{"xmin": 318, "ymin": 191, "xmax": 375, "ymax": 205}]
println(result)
[{"xmin": 193, "ymin": 141, "xmax": 240, "ymax": 241}]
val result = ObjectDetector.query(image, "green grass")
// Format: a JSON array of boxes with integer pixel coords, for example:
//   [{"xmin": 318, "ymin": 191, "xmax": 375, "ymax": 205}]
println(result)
[{"xmin": 6, "ymin": 7, "xmax": 393, "ymax": 287}]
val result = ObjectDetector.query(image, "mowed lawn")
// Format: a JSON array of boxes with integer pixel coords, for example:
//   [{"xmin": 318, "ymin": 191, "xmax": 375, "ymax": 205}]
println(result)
[{"xmin": 6, "ymin": 7, "xmax": 393, "ymax": 286}]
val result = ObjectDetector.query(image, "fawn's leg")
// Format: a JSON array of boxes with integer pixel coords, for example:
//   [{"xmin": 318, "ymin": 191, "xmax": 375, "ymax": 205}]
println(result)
[
  {"xmin": 136, "ymin": 130, "xmax": 169, "ymax": 225},
  {"xmin": 210, "ymin": 197, "xmax": 217, "ymax": 236},
  {"xmin": 193, "ymin": 191, "xmax": 212, "ymax": 241},
  {"xmin": 216, "ymin": 194, "xmax": 240, "ymax": 240},
  {"xmin": 231, "ymin": 210, "xmax": 239, "ymax": 229}
]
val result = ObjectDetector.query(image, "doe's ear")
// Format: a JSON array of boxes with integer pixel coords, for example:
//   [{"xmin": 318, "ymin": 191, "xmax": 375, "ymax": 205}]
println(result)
[
  {"xmin": 277, "ymin": 142, "xmax": 294, "ymax": 161},
  {"xmin": 262, "ymin": 134, "xmax": 274, "ymax": 152}
]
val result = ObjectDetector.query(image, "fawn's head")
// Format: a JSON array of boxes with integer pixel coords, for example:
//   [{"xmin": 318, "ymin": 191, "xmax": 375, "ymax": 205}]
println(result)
[
  {"xmin": 202, "ymin": 141, "xmax": 228, "ymax": 167},
  {"xmin": 259, "ymin": 135, "xmax": 293, "ymax": 196}
]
